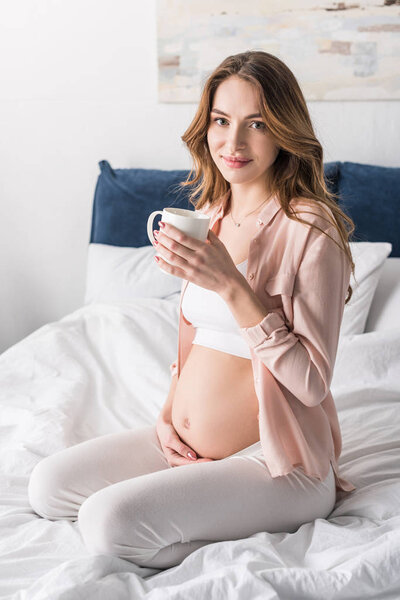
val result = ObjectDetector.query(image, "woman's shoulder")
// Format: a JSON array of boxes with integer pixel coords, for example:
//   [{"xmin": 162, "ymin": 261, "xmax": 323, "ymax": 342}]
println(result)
[
  {"xmin": 287, "ymin": 196, "xmax": 337, "ymax": 233},
  {"xmin": 283, "ymin": 196, "xmax": 346, "ymax": 259},
  {"xmin": 195, "ymin": 189, "xmax": 230, "ymax": 217}
]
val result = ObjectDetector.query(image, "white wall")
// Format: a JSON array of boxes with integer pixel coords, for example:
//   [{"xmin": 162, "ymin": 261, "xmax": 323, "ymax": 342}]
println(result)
[{"xmin": 0, "ymin": 0, "xmax": 399, "ymax": 354}]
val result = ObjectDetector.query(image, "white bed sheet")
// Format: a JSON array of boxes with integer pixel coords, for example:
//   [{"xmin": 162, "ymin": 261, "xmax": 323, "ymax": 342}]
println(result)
[{"xmin": 1, "ymin": 295, "xmax": 400, "ymax": 600}]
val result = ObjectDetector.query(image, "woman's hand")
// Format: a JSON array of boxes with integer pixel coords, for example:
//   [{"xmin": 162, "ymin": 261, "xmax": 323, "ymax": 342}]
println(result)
[
  {"xmin": 153, "ymin": 222, "xmax": 243, "ymax": 295},
  {"xmin": 156, "ymin": 416, "xmax": 214, "ymax": 468}
]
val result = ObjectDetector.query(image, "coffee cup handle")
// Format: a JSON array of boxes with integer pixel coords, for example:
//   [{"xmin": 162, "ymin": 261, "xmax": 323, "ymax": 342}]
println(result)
[{"xmin": 147, "ymin": 211, "xmax": 163, "ymax": 245}]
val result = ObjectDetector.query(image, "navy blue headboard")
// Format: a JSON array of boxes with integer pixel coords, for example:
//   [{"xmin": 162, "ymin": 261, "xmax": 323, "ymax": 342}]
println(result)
[{"xmin": 89, "ymin": 160, "xmax": 399, "ymax": 257}]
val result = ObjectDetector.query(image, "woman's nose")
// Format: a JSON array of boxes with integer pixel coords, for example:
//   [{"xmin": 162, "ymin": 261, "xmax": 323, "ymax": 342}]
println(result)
[{"xmin": 226, "ymin": 128, "xmax": 246, "ymax": 150}]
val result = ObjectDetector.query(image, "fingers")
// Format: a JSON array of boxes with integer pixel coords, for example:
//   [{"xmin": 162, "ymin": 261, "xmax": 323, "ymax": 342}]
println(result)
[
  {"xmin": 180, "ymin": 444, "xmax": 197, "ymax": 461},
  {"xmin": 168, "ymin": 453, "xmax": 195, "ymax": 467},
  {"xmin": 158, "ymin": 223, "xmax": 200, "ymax": 251},
  {"xmin": 161, "ymin": 422, "xmax": 215, "ymax": 466},
  {"xmin": 162, "ymin": 438, "xmax": 195, "ymax": 466},
  {"xmin": 168, "ymin": 437, "xmax": 198, "ymax": 461},
  {"xmin": 166, "ymin": 447, "xmax": 215, "ymax": 467},
  {"xmin": 164, "ymin": 447, "xmax": 193, "ymax": 467}
]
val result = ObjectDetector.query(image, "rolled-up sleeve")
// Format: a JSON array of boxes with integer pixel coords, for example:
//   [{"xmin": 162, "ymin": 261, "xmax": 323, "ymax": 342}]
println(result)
[{"xmin": 239, "ymin": 226, "xmax": 351, "ymax": 407}]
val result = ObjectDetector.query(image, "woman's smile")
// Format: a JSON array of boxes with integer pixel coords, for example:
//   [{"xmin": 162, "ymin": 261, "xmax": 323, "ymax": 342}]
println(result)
[{"xmin": 222, "ymin": 156, "xmax": 253, "ymax": 169}]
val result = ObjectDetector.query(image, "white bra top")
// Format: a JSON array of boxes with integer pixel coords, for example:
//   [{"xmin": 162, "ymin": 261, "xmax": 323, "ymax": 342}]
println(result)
[{"xmin": 181, "ymin": 259, "xmax": 252, "ymax": 359}]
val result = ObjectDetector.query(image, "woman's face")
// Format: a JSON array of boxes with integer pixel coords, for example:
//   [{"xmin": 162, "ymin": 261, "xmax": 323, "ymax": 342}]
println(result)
[{"xmin": 207, "ymin": 76, "xmax": 280, "ymax": 187}]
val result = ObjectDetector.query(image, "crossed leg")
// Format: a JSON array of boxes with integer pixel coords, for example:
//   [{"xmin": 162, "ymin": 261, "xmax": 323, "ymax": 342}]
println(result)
[{"xmin": 28, "ymin": 424, "xmax": 336, "ymax": 569}]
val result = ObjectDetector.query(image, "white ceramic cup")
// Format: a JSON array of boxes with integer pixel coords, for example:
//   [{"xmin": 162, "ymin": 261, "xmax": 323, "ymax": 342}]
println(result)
[{"xmin": 147, "ymin": 207, "xmax": 211, "ymax": 265}]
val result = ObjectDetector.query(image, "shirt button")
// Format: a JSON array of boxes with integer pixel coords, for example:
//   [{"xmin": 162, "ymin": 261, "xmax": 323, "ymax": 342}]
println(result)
[
  {"xmin": 257, "ymin": 219, "xmax": 263, "ymax": 226},
  {"xmin": 248, "ymin": 273, "xmax": 254, "ymax": 280}
]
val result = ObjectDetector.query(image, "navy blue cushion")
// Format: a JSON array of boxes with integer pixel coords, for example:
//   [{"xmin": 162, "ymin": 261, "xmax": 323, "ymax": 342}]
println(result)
[
  {"xmin": 89, "ymin": 160, "xmax": 341, "ymax": 248},
  {"xmin": 337, "ymin": 161, "xmax": 399, "ymax": 257},
  {"xmin": 90, "ymin": 160, "xmax": 195, "ymax": 248}
]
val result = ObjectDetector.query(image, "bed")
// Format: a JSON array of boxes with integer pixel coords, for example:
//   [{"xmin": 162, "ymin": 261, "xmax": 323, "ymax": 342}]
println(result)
[{"xmin": 1, "ymin": 160, "xmax": 400, "ymax": 600}]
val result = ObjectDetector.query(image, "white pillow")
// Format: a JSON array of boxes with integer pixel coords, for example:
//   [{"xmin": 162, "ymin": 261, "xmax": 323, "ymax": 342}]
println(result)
[
  {"xmin": 84, "ymin": 242, "xmax": 393, "ymax": 338},
  {"xmin": 364, "ymin": 257, "xmax": 400, "ymax": 333},
  {"xmin": 84, "ymin": 243, "xmax": 182, "ymax": 305},
  {"xmin": 340, "ymin": 242, "xmax": 393, "ymax": 337}
]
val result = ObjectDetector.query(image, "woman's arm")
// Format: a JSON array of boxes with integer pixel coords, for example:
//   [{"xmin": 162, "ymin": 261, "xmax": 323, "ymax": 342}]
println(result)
[{"xmin": 224, "ymin": 225, "xmax": 351, "ymax": 408}]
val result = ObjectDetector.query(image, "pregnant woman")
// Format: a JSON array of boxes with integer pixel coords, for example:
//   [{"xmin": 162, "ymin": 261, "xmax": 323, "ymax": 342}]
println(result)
[{"xmin": 28, "ymin": 50, "xmax": 357, "ymax": 570}]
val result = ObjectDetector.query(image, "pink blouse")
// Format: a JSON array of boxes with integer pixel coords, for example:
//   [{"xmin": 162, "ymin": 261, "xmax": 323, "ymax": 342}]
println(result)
[{"xmin": 169, "ymin": 188, "xmax": 356, "ymax": 494}]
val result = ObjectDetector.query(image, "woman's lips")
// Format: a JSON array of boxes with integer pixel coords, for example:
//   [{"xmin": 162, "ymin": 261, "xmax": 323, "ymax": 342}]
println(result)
[{"xmin": 222, "ymin": 157, "xmax": 252, "ymax": 169}]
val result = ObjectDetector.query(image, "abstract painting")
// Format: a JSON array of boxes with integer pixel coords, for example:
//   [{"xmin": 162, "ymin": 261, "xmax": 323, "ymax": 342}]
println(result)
[{"xmin": 157, "ymin": 0, "xmax": 400, "ymax": 101}]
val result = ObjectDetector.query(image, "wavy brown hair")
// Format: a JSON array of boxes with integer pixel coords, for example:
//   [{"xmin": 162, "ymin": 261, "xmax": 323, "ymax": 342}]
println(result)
[{"xmin": 176, "ymin": 50, "xmax": 356, "ymax": 304}]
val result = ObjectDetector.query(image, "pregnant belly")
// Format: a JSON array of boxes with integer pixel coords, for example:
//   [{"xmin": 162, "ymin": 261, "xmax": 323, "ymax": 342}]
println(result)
[{"xmin": 171, "ymin": 343, "xmax": 260, "ymax": 460}]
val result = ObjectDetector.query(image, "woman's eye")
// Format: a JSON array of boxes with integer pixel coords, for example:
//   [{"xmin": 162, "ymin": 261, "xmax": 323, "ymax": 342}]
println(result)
[
  {"xmin": 251, "ymin": 121, "xmax": 266, "ymax": 130},
  {"xmin": 212, "ymin": 117, "xmax": 265, "ymax": 130}
]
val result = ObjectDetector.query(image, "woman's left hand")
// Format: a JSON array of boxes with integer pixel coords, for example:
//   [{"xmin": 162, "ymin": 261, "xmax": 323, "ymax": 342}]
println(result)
[{"xmin": 153, "ymin": 222, "xmax": 242, "ymax": 296}]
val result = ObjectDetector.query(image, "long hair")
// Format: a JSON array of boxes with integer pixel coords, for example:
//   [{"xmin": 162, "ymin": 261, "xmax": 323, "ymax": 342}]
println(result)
[{"xmin": 177, "ymin": 50, "xmax": 355, "ymax": 304}]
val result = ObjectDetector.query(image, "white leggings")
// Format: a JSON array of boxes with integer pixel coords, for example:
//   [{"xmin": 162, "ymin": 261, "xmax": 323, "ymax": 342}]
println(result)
[{"xmin": 28, "ymin": 424, "xmax": 336, "ymax": 569}]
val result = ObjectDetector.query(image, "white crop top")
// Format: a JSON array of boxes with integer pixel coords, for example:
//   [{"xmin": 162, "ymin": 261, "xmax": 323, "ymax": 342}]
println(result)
[{"xmin": 181, "ymin": 259, "xmax": 252, "ymax": 359}]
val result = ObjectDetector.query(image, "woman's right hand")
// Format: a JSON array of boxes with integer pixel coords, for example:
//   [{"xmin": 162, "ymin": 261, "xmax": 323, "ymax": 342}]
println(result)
[{"xmin": 156, "ymin": 416, "xmax": 214, "ymax": 467}]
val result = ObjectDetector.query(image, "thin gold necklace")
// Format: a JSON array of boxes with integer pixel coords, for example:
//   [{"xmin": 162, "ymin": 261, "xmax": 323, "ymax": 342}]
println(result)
[{"xmin": 229, "ymin": 195, "xmax": 271, "ymax": 228}]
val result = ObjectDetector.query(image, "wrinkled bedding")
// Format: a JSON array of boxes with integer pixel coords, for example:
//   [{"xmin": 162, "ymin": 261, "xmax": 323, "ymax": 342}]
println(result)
[{"xmin": 1, "ymin": 297, "xmax": 399, "ymax": 600}]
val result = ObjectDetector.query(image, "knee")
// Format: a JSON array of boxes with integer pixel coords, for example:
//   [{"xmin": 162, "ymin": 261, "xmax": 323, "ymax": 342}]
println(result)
[
  {"xmin": 77, "ymin": 488, "xmax": 161, "ymax": 567},
  {"xmin": 77, "ymin": 489, "xmax": 135, "ymax": 561},
  {"xmin": 27, "ymin": 455, "xmax": 75, "ymax": 521},
  {"xmin": 28, "ymin": 457, "xmax": 57, "ymax": 519},
  {"xmin": 77, "ymin": 492, "xmax": 115, "ymax": 556}
]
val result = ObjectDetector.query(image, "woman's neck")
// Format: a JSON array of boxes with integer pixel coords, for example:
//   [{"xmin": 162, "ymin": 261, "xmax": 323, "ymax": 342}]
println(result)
[{"xmin": 228, "ymin": 192, "xmax": 272, "ymax": 222}]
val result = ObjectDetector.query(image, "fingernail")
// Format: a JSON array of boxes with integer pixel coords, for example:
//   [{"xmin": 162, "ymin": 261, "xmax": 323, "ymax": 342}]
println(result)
[
  {"xmin": 153, "ymin": 230, "xmax": 159, "ymax": 238},
  {"xmin": 187, "ymin": 452, "xmax": 196, "ymax": 460},
  {"xmin": 160, "ymin": 221, "xmax": 165, "ymax": 229}
]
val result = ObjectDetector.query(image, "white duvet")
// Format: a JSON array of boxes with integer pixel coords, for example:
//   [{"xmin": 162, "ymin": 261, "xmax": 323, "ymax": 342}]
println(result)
[{"xmin": 1, "ymin": 297, "xmax": 400, "ymax": 600}]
